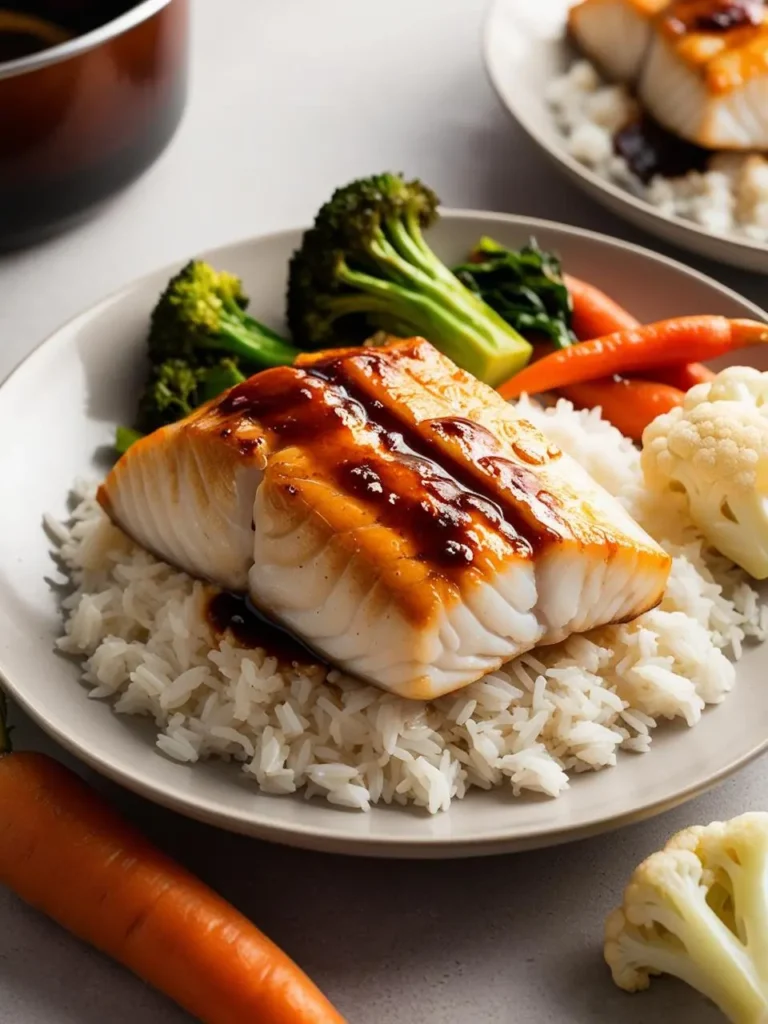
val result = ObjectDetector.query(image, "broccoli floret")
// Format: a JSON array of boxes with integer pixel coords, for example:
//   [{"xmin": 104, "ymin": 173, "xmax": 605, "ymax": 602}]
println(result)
[
  {"xmin": 114, "ymin": 426, "xmax": 145, "ymax": 456},
  {"xmin": 135, "ymin": 357, "xmax": 245, "ymax": 434},
  {"xmin": 149, "ymin": 260, "xmax": 300, "ymax": 371},
  {"xmin": 286, "ymin": 173, "xmax": 532, "ymax": 387},
  {"xmin": 135, "ymin": 357, "xmax": 202, "ymax": 433},
  {"xmin": 117, "ymin": 261, "xmax": 299, "ymax": 454},
  {"xmin": 453, "ymin": 237, "xmax": 576, "ymax": 350},
  {"xmin": 116, "ymin": 357, "xmax": 246, "ymax": 453}
]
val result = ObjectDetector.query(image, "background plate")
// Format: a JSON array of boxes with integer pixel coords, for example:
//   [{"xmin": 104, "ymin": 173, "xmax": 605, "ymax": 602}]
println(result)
[
  {"xmin": 1, "ymin": 212, "xmax": 767, "ymax": 858},
  {"xmin": 483, "ymin": 0, "xmax": 768, "ymax": 274}
]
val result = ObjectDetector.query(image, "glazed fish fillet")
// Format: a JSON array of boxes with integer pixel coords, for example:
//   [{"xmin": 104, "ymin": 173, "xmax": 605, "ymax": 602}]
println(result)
[
  {"xmin": 99, "ymin": 339, "xmax": 671, "ymax": 700},
  {"xmin": 638, "ymin": 1, "xmax": 768, "ymax": 148},
  {"xmin": 568, "ymin": 0, "xmax": 671, "ymax": 82}
]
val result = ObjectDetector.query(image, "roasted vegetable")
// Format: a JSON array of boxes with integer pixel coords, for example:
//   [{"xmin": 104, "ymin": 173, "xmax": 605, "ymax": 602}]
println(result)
[
  {"xmin": 286, "ymin": 173, "xmax": 532, "ymax": 386},
  {"xmin": 643, "ymin": 365, "xmax": 768, "ymax": 579},
  {"xmin": 560, "ymin": 376, "xmax": 685, "ymax": 442},
  {"xmin": 564, "ymin": 273, "xmax": 640, "ymax": 339},
  {"xmin": 499, "ymin": 316, "xmax": 768, "ymax": 400},
  {"xmin": 118, "ymin": 261, "xmax": 298, "ymax": 452},
  {"xmin": 148, "ymin": 260, "xmax": 299, "ymax": 370},
  {"xmin": 453, "ymin": 237, "xmax": 575, "ymax": 349},
  {"xmin": 135, "ymin": 357, "xmax": 245, "ymax": 435}
]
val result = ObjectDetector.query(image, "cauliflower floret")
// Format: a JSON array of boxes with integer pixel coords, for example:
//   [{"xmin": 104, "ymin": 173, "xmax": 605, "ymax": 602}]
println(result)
[
  {"xmin": 642, "ymin": 366, "xmax": 768, "ymax": 579},
  {"xmin": 605, "ymin": 813, "xmax": 768, "ymax": 1023}
]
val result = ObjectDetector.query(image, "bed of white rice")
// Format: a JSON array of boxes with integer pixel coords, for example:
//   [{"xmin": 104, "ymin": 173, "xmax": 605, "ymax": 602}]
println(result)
[
  {"xmin": 49, "ymin": 399, "xmax": 766, "ymax": 814},
  {"xmin": 547, "ymin": 60, "xmax": 768, "ymax": 244}
]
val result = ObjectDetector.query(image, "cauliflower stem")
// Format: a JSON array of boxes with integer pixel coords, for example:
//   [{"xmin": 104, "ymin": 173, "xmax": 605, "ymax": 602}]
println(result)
[{"xmin": 605, "ymin": 812, "xmax": 768, "ymax": 1023}]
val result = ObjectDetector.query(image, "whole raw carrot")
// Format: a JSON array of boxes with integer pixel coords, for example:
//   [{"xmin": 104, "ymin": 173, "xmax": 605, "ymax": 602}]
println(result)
[
  {"xmin": 564, "ymin": 274, "xmax": 639, "ymax": 339},
  {"xmin": 499, "ymin": 316, "xmax": 768, "ymax": 399},
  {"xmin": 559, "ymin": 377, "xmax": 685, "ymax": 442},
  {"xmin": 0, "ymin": 694, "xmax": 345, "ymax": 1024}
]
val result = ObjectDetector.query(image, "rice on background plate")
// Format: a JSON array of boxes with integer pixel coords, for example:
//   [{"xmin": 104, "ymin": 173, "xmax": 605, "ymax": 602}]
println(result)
[
  {"xmin": 547, "ymin": 60, "xmax": 768, "ymax": 245},
  {"xmin": 49, "ymin": 399, "xmax": 767, "ymax": 814}
]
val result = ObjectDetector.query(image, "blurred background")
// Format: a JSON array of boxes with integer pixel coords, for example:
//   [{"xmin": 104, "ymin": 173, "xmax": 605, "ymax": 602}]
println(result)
[{"xmin": 2, "ymin": 0, "xmax": 763, "ymax": 371}]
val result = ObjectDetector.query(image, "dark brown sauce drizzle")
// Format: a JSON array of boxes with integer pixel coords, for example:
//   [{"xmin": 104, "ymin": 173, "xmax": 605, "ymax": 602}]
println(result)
[
  {"xmin": 225, "ymin": 371, "xmax": 507, "ymax": 574},
  {"xmin": 667, "ymin": 0, "xmax": 764, "ymax": 34},
  {"xmin": 614, "ymin": 116, "xmax": 710, "ymax": 185},
  {"xmin": 219, "ymin": 350, "xmax": 567, "ymax": 581},
  {"xmin": 207, "ymin": 591, "xmax": 323, "ymax": 664},
  {"xmin": 309, "ymin": 359, "xmax": 538, "ymax": 570}
]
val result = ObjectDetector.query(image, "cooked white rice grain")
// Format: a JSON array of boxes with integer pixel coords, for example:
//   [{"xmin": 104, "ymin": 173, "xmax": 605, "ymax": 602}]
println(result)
[
  {"xmin": 547, "ymin": 59, "xmax": 768, "ymax": 244},
  {"xmin": 51, "ymin": 399, "xmax": 765, "ymax": 813}
]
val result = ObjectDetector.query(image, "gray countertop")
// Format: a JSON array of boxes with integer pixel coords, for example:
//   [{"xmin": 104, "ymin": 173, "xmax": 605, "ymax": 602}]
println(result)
[{"xmin": 0, "ymin": 1, "xmax": 765, "ymax": 1021}]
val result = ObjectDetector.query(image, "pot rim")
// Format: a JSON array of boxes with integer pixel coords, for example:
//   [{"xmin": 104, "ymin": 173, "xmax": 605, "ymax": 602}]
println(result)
[{"xmin": 0, "ymin": 0, "xmax": 175, "ymax": 81}]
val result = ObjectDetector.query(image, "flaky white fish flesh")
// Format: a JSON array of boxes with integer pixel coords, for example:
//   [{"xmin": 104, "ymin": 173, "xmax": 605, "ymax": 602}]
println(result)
[
  {"xmin": 638, "ymin": 2, "xmax": 768, "ymax": 149},
  {"xmin": 569, "ymin": 0, "xmax": 670, "ymax": 82},
  {"xmin": 99, "ymin": 339, "xmax": 671, "ymax": 699}
]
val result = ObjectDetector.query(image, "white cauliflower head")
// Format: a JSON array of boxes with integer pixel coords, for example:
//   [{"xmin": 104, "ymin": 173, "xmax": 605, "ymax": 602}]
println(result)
[
  {"xmin": 642, "ymin": 366, "xmax": 768, "ymax": 579},
  {"xmin": 605, "ymin": 812, "xmax": 768, "ymax": 1023}
]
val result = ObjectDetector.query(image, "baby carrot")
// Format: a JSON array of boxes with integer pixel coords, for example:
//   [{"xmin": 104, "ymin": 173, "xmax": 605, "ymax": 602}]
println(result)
[
  {"xmin": 644, "ymin": 361, "xmax": 716, "ymax": 391},
  {"xmin": 564, "ymin": 275, "xmax": 714, "ymax": 390},
  {"xmin": 0, "ymin": 694, "xmax": 345, "ymax": 1024},
  {"xmin": 564, "ymin": 274, "xmax": 639, "ymax": 339},
  {"xmin": 559, "ymin": 377, "xmax": 685, "ymax": 442},
  {"xmin": 498, "ymin": 316, "xmax": 768, "ymax": 399}
]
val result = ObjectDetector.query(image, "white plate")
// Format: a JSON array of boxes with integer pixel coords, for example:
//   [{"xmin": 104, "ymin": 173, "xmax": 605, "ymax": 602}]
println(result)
[
  {"xmin": 1, "ymin": 212, "xmax": 767, "ymax": 859},
  {"xmin": 484, "ymin": 0, "xmax": 768, "ymax": 274}
]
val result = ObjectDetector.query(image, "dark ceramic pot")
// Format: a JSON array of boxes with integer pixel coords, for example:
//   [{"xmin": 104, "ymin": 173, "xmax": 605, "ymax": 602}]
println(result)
[{"xmin": 0, "ymin": 0, "xmax": 189, "ymax": 249}]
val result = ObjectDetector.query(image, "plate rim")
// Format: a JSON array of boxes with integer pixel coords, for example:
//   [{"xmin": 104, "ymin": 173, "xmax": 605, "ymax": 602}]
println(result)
[
  {"xmin": 482, "ymin": 0, "xmax": 768, "ymax": 264},
  {"xmin": 3, "ymin": 209, "xmax": 768, "ymax": 859},
  {"xmin": 7, "ymin": 665, "xmax": 766, "ymax": 858},
  {"xmin": 3, "ymin": 208, "xmax": 767, "ymax": 397}
]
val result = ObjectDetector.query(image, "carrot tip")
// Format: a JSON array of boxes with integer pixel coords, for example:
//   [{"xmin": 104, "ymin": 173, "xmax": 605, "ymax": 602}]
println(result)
[{"xmin": 731, "ymin": 319, "xmax": 768, "ymax": 347}]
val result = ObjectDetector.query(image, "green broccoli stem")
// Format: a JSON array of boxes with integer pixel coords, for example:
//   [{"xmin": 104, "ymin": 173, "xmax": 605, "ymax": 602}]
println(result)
[
  {"xmin": 242, "ymin": 313, "xmax": 292, "ymax": 346},
  {"xmin": 115, "ymin": 426, "xmax": 144, "ymax": 455},
  {"xmin": 198, "ymin": 362, "xmax": 246, "ymax": 402},
  {"xmin": 336, "ymin": 263, "xmax": 528, "ymax": 385},
  {"xmin": 217, "ymin": 295, "xmax": 292, "ymax": 347},
  {"xmin": 385, "ymin": 215, "xmax": 446, "ymax": 280},
  {"xmin": 368, "ymin": 232, "xmax": 485, "ymax": 328},
  {"xmin": 216, "ymin": 312, "xmax": 301, "ymax": 369},
  {"xmin": 386, "ymin": 211, "xmax": 470, "ymax": 296},
  {"xmin": 368, "ymin": 227, "xmax": 531, "ymax": 356}
]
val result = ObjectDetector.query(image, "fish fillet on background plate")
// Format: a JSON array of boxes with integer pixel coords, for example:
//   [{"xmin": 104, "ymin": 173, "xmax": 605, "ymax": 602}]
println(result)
[
  {"xmin": 98, "ymin": 339, "xmax": 671, "ymax": 700},
  {"xmin": 638, "ymin": 0, "xmax": 768, "ymax": 149},
  {"xmin": 568, "ymin": 0, "xmax": 671, "ymax": 82}
]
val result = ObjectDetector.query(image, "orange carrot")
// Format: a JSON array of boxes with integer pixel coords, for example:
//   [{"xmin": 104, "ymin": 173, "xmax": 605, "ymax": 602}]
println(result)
[
  {"xmin": 564, "ymin": 275, "xmax": 715, "ymax": 391},
  {"xmin": 0, "ymin": 694, "xmax": 345, "ymax": 1024},
  {"xmin": 499, "ymin": 316, "xmax": 768, "ymax": 399},
  {"xmin": 559, "ymin": 377, "xmax": 685, "ymax": 442},
  {"xmin": 644, "ymin": 361, "xmax": 716, "ymax": 391},
  {"xmin": 564, "ymin": 273, "xmax": 639, "ymax": 339}
]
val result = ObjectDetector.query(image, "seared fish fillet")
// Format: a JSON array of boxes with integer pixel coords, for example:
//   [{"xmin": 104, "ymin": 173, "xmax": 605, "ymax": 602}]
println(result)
[
  {"xmin": 99, "ymin": 339, "xmax": 671, "ymax": 700},
  {"xmin": 638, "ymin": 1, "xmax": 768, "ymax": 148},
  {"xmin": 569, "ymin": 0, "xmax": 671, "ymax": 82}
]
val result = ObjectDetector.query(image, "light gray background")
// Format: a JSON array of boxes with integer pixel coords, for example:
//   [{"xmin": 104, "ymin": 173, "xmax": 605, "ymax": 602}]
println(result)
[{"xmin": 1, "ymin": 1, "xmax": 765, "ymax": 1021}]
